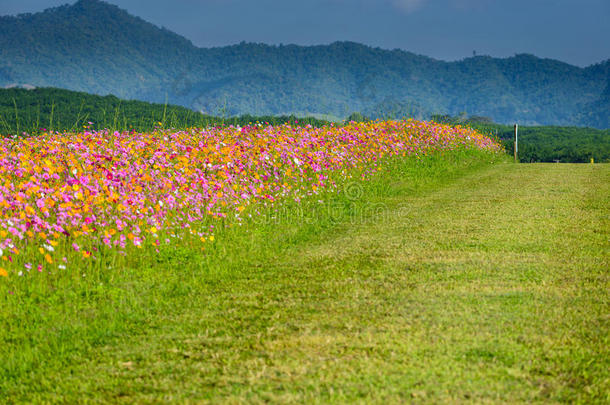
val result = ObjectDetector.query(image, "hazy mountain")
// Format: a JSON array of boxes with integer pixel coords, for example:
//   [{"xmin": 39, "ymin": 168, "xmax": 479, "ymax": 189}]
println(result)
[{"xmin": 1, "ymin": 0, "xmax": 608, "ymax": 127}]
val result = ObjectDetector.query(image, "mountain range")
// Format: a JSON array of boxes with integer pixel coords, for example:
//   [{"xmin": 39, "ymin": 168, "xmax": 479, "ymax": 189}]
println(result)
[{"xmin": 0, "ymin": 0, "xmax": 608, "ymax": 127}]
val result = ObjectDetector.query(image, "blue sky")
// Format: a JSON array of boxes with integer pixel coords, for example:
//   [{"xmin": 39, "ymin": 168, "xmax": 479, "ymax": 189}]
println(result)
[{"xmin": 2, "ymin": 0, "xmax": 609, "ymax": 66}]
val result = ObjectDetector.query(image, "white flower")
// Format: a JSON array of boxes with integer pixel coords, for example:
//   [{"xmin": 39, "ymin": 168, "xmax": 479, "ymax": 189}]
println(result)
[
  {"xmin": 18, "ymin": 271, "xmax": 23, "ymax": 276},
  {"xmin": 293, "ymin": 158, "xmax": 301, "ymax": 166},
  {"xmin": 58, "ymin": 265, "xmax": 66, "ymax": 270},
  {"xmin": 0, "ymin": 247, "xmax": 3, "ymax": 257},
  {"xmin": 43, "ymin": 244, "xmax": 54, "ymax": 252}
]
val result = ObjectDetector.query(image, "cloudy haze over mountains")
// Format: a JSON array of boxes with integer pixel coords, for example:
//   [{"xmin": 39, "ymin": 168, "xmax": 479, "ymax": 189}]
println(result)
[{"xmin": 2, "ymin": 0, "xmax": 609, "ymax": 67}]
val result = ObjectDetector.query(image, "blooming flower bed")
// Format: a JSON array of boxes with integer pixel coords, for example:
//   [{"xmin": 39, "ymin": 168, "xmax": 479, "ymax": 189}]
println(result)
[{"xmin": 0, "ymin": 120, "xmax": 501, "ymax": 276}]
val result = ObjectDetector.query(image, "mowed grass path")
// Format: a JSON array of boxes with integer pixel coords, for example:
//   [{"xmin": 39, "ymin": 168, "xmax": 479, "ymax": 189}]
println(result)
[{"xmin": 4, "ymin": 161, "xmax": 609, "ymax": 403}]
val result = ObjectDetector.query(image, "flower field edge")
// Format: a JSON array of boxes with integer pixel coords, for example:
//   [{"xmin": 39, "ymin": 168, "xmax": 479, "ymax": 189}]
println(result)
[{"xmin": 0, "ymin": 119, "xmax": 503, "ymax": 281}]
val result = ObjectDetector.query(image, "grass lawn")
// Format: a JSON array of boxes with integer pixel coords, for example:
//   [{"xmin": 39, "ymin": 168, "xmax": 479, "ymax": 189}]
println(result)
[{"xmin": 1, "ymin": 154, "xmax": 608, "ymax": 403}]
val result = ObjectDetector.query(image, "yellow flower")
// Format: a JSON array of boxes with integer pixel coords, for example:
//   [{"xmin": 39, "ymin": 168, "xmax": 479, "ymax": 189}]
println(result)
[{"xmin": 45, "ymin": 254, "xmax": 53, "ymax": 264}]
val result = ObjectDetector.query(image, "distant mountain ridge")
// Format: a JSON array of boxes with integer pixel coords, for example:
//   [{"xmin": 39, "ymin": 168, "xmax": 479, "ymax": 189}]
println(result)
[{"xmin": 1, "ymin": 0, "xmax": 608, "ymax": 127}]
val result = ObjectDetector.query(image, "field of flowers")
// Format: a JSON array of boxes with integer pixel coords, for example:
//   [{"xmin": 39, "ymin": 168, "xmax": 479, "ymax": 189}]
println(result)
[{"xmin": 0, "ymin": 120, "xmax": 501, "ymax": 278}]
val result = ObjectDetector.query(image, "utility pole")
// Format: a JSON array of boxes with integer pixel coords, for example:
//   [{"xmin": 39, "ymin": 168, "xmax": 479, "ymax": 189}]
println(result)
[{"xmin": 514, "ymin": 124, "xmax": 518, "ymax": 163}]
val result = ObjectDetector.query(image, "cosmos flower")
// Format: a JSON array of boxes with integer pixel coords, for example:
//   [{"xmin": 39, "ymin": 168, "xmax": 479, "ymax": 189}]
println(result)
[{"xmin": 0, "ymin": 120, "xmax": 501, "ymax": 273}]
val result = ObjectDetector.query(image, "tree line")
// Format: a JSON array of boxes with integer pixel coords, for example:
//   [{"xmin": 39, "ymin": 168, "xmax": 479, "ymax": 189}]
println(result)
[
  {"xmin": 2, "ymin": 88, "xmax": 607, "ymax": 163},
  {"xmin": 430, "ymin": 114, "xmax": 610, "ymax": 163},
  {"xmin": 0, "ymin": 88, "xmax": 331, "ymax": 135}
]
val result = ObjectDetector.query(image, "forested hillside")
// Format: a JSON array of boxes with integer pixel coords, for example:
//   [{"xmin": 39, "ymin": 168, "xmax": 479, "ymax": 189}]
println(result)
[
  {"xmin": 1, "ymin": 0, "xmax": 608, "ymax": 127},
  {"xmin": 0, "ymin": 87, "xmax": 330, "ymax": 134}
]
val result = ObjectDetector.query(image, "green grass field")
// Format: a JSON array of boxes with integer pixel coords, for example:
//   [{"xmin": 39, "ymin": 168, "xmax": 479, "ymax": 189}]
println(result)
[{"xmin": 1, "ymin": 153, "xmax": 608, "ymax": 403}]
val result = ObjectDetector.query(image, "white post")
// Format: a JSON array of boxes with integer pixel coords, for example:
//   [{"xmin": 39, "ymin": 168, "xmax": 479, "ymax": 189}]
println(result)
[{"xmin": 514, "ymin": 124, "xmax": 518, "ymax": 163}]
